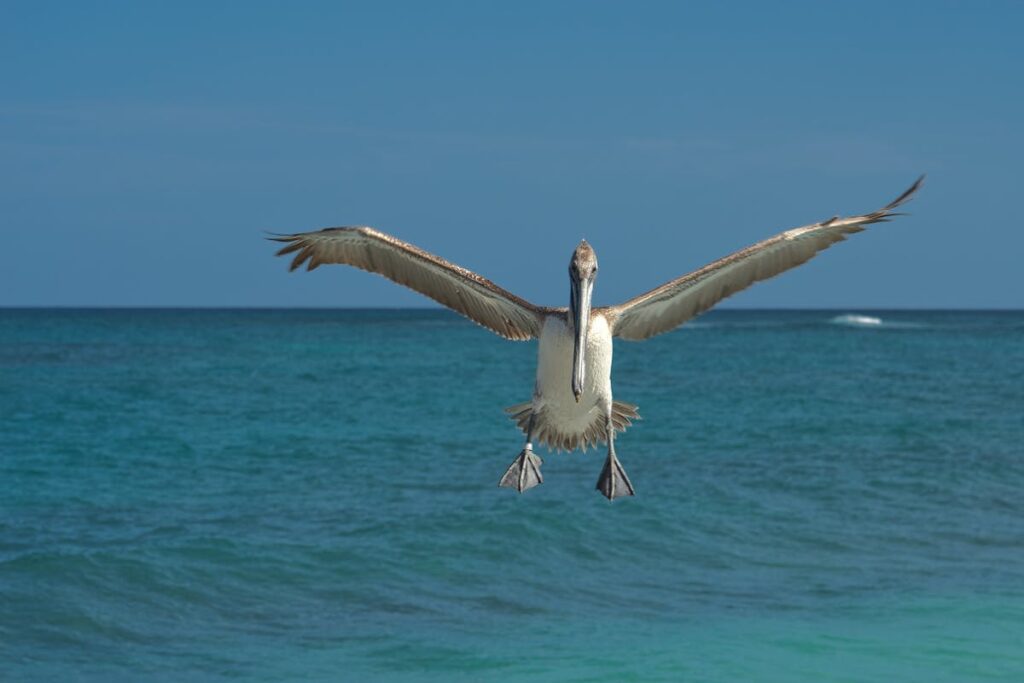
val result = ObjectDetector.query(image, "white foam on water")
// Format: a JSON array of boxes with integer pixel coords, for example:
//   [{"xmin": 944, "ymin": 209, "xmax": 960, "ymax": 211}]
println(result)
[{"xmin": 831, "ymin": 313, "xmax": 883, "ymax": 327}]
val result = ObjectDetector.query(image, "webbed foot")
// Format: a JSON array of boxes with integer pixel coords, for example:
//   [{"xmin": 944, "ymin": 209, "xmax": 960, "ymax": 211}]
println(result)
[
  {"xmin": 499, "ymin": 447, "xmax": 543, "ymax": 493},
  {"xmin": 596, "ymin": 452, "xmax": 634, "ymax": 500}
]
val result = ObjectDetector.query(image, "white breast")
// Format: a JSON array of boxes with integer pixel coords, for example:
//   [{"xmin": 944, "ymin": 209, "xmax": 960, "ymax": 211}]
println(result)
[{"xmin": 534, "ymin": 313, "xmax": 614, "ymax": 432}]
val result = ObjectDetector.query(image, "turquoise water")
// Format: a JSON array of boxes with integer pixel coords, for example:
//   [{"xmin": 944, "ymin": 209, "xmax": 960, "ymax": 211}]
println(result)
[{"xmin": 2, "ymin": 309, "xmax": 1023, "ymax": 681}]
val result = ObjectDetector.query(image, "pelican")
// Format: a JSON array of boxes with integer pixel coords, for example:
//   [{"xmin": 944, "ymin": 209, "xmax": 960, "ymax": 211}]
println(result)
[{"xmin": 270, "ymin": 177, "xmax": 922, "ymax": 500}]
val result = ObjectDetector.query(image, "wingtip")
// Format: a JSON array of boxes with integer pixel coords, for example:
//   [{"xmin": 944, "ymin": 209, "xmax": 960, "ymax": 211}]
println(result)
[
  {"xmin": 275, "ymin": 243, "xmax": 302, "ymax": 258},
  {"xmin": 888, "ymin": 174, "xmax": 925, "ymax": 209}
]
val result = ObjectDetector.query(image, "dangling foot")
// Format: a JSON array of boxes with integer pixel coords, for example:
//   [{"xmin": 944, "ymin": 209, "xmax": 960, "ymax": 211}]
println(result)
[
  {"xmin": 596, "ymin": 451, "xmax": 634, "ymax": 500},
  {"xmin": 499, "ymin": 446, "xmax": 543, "ymax": 493}
]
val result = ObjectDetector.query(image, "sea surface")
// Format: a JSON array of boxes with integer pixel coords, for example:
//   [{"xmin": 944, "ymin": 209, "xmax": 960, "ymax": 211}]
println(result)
[{"xmin": 2, "ymin": 308, "xmax": 1023, "ymax": 682}]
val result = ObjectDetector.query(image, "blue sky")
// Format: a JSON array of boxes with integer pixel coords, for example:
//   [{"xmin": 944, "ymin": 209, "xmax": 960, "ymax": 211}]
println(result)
[{"xmin": 2, "ymin": 1, "xmax": 1020, "ymax": 308}]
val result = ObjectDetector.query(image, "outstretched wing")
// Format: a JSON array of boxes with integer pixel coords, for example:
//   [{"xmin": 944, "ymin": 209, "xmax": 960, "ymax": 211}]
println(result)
[
  {"xmin": 601, "ymin": 177, "xmax": 924, "ymax": 340},
  {"xmin": 270, "ymin": 227, "xmax": 548, "ymax": 340}
]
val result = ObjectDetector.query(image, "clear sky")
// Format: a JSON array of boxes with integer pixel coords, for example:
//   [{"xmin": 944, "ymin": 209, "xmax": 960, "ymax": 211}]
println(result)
[{"xmin": 2, "ymin": 1, "xmax": 1021, "ymax": 308}]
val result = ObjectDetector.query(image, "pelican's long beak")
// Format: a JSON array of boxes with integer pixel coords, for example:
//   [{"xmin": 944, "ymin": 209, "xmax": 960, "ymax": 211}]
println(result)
[{"xmin": 570, "ymin": 271, "xmax": 594, "ymax": 402}]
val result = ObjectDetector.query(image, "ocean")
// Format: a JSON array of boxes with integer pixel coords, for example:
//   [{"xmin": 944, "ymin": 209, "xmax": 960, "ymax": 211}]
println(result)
[{"xmin": 2, "ymin": 308, "xmax": 1022, "ymax": 681}]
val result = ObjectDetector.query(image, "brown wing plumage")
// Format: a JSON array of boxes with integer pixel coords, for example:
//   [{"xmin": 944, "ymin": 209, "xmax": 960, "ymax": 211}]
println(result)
[
  {"xmin": 270, "ymin": 227, "xmax": 547, "ymax": 340},
  {"xmin": 601, "ymin": 177, "xmax": 924, "ymax": 340}
]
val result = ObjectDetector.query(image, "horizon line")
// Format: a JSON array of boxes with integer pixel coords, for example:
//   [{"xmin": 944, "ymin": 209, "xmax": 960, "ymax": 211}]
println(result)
[{"xmin": 2, "ymin": 305, "xmax": 1023, "ymax": 312}]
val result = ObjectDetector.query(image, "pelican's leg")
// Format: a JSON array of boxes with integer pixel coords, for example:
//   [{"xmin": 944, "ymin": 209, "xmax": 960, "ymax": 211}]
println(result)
[
  {"xmin": 596, "ymin": 404, "xmax": 635, "ymax": 500},
  {"xmin": 499, "ymin": 412, "xmax": 543, "ymax": 493}
]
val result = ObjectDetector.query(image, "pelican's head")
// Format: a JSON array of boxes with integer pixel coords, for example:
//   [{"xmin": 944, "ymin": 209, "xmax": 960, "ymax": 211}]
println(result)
[{"xmin": 569, "ymin": 240, "xmax": 598, "ymax": 402}]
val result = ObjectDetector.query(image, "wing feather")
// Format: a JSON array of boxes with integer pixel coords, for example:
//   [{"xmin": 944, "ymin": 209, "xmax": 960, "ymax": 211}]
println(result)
[
  {"xmin": 269, "ymin": 227, "xmax": 547, "ymax": 340},
  {"xmin": 602, "ymin": 177, "xmax": 924, "ymax": 340}
]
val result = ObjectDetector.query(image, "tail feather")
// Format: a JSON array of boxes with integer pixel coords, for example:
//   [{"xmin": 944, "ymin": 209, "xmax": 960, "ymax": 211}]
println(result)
[
  {"xmin": 611, "ymin": 400, "xmax": 640, "ymax": 431},
  {"xmin": 505, "ymin": 401, "xmax": 533, "ymax": 433},
  {"xmin": 504, "ymin": 400, "xmax": 640, "ymax": 452}
]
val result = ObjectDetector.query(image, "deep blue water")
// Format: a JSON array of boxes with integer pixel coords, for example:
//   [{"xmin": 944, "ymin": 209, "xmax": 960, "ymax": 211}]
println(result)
[{"xmin": 2, "ymin": 308, "xmax": 1023, "ymax": 682}]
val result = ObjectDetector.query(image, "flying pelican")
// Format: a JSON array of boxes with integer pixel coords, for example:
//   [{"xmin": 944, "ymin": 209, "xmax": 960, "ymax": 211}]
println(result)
[{"xmin": 270, "ymin": 177, "xmax": 922, "ymax": 500}]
